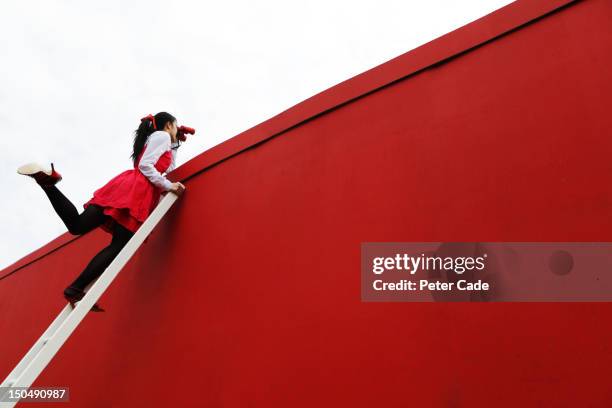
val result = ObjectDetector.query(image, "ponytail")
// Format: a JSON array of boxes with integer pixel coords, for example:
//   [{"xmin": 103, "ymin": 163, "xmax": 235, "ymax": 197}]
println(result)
[{"xmin": 131, "ymin": 111, "xmax": 177, "ymax": 166}]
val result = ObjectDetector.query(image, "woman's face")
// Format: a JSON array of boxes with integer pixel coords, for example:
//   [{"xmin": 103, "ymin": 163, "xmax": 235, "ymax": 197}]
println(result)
[{"xmin": 165, "ymin": 120, "xmax": 178, "ymax": 141}]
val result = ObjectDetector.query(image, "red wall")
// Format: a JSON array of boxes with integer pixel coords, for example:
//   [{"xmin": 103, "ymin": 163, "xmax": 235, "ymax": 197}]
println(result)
[{"xmin": 2, "ymin": 0, "xmax": 612, "ymax": 406}]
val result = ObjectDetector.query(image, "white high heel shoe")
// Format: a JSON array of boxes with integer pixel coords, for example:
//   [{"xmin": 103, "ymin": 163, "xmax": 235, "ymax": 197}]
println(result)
[{"xmin": 17, "ymin": 162, "xmax": 63, "ymax": 186}]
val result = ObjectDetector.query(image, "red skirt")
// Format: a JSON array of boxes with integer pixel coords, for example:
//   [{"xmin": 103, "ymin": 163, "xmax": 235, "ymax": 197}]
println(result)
[{"xmin": 83, "ymin": 168, "xmax": 164, "ymax": 234}]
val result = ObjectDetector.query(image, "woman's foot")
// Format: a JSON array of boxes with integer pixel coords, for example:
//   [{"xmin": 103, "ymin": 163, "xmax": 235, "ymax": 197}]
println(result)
[
  {"xmin": 17, "ymin": 162, "xmax": 62, "ymax": 187},
  {"xmin": 89, "ymin": 303, "xmax": 105, "ymax": 312},
  {"xmin": 63, "ymin": 285, "xmax": 105, "ymax": 312}
]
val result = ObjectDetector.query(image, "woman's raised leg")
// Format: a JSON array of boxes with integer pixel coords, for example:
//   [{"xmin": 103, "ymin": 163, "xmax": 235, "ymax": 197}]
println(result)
[{"xmin": 41, "ymin": 185, "xmax": 106, "ymax": 235}]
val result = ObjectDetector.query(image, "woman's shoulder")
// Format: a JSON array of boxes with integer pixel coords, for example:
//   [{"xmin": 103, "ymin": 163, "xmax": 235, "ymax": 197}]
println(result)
[{"xmin": 147, "ymin": 131, "xmax": 171, "ymax": 145}]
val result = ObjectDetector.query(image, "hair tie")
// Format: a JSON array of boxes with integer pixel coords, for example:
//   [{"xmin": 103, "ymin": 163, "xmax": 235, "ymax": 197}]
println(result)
[{"xmin": 140, "ymin": 114, "xmax": 157, "ymax": 130}]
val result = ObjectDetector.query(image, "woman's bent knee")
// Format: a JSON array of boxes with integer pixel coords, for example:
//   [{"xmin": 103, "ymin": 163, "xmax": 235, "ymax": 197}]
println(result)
[{"xmin": 67, "ymin": 226, "xmax": 85, "ymax": 235}]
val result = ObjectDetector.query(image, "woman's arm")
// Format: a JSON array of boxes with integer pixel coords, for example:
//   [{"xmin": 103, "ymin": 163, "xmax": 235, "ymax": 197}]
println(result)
[
  {"xmin": 166, "ymin": 140, "xmax": 180, "ymax": 173},
  {"xmin": 138, "ymin": 131, "xmax": 173, "ymax": 191}
]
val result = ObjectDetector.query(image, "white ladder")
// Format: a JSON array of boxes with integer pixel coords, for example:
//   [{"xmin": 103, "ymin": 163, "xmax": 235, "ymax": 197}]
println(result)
[{"xmin": 0, "ymin": 192, "xmax": 180, "ymax": 407}]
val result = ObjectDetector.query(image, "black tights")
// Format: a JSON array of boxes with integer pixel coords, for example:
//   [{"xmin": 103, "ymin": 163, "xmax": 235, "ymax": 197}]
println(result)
[{"xmin": 42, "ymin": 185, "xmax": 135, "ymax": 291}]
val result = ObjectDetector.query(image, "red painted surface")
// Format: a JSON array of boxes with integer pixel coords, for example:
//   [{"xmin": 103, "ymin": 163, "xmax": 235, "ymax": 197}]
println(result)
[{"xmin": 2, "ymin": 0, "xmax": 612, "ymax": 406}]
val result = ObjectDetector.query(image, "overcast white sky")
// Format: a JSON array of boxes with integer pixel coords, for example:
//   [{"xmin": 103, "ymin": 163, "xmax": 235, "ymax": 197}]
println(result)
[{"xmin": 0, "ymin": 0, "xmax": 513, "ymax": 271}]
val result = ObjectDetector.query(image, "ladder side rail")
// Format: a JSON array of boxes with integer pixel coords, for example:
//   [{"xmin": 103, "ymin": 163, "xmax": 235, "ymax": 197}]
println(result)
[
  {"xmin": 1, "ymin": 192, "xmax": 179, "ymax": 405},
  {"xmin": 0, "ymin": 305, "xmax": 73, "ymax": 391}
]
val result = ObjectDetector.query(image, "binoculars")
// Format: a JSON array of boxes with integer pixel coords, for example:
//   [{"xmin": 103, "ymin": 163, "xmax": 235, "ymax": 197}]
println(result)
[{"xmin": 177, "ymin": 125, "xmax": 195, "ymax": 141}]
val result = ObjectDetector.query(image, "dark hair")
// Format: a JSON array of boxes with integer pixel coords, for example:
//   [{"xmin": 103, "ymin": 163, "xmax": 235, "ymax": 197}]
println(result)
[{"xmin": 131, "ymin": 111, "xmax": 177, "ymax": 166}]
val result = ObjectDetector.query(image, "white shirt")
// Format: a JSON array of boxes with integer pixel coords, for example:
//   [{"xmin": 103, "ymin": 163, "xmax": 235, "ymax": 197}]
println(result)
[{"xmin": 137, "ymin": 130, "xmax": 179, "ymax": 191}]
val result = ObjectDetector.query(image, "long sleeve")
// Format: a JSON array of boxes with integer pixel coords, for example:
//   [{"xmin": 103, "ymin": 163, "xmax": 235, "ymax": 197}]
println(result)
[
  {"xmin": 166, "ymin": 140, "xmax": 180, "ymax": 173},
  {"xmin": 138, "ymin": 131, "xmax": 174, "ymax": 191}
]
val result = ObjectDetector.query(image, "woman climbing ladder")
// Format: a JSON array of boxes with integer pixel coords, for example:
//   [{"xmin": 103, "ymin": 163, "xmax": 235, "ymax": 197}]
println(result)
[{"xmin": 17, "ymin": 112, "xmax": 190, "ymax": 312}]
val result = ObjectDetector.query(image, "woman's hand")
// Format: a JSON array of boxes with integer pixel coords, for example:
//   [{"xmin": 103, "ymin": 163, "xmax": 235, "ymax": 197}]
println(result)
[{"xmin": 169, "ymin": 182, "xmax": 186, "ymax": 196}]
